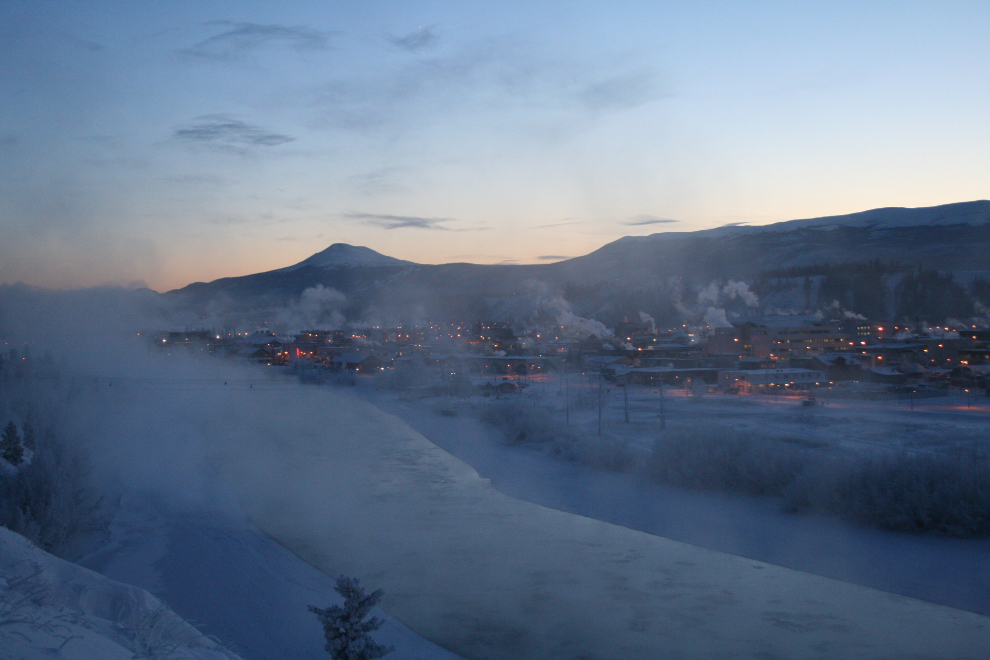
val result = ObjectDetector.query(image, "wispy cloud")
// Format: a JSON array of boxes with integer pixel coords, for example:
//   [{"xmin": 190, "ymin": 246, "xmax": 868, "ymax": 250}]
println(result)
[
  {"xmin": 173, "ymin": 115, "xmax": 295, "ymax": 153},
  {"xmin": 181, "ymin": 22, "xmax": 332, "ymax": 61},
  {"xmin": 347, "ymin": 167, "xmax": 409, "ymax": 195},
  {"xmin": 623, "ymin": 215, "xmax": 678, "ymax": 226},
  {"xmin": 164, "ymin": 174, "xmax": 229, "ymax": 186},
  {"xmin": 578, "ymin": 70, "xmax": 664, "ymax": 113},
  {"xmin": 389, "ymin": 25, "xmax": 439, "ymax": 52},
  {"xmin": 308, "ymin": 39, "xmax": 667, "ymax": 135},
  {"xmin": 535, "ymin": 220, "xmax": 580, "ymax": 229},
  {"xmin": 347, "ymin": 212, "xmax": 452, "ymax": 230},
  {"xmin": 537, "ymin": 255, "xmax": 570, "ymax": 261}
]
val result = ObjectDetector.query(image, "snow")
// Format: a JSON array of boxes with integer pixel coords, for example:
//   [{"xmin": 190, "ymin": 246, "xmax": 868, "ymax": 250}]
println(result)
[
  {"xmin": 196, "ymin": 382, "xmax": 990, "ymax": 659},
  {"xmin": 627, "ymin": 200, "xmax": 990, "ymax": 241},
  {"xmin": 76, "ymin": 492, "xmax": 463, "ymax": 660},
  {"xmin": 361, "ymin": 386, "xmax": 990, "ymax": 616},
  {"xmin": 0, "ymin": 525, "xmax": 242, "ymax": 660},
  {"xmin": 280, "ymin": 243, "xmax": 414, "ymax": 271},
  {"xmin": 8, "ymin": 364, "xmax": 990, "ymax": 659}
]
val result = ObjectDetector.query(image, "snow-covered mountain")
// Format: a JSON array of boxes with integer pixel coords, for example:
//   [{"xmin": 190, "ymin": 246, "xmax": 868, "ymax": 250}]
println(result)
[
  {"xmin": 624, "ymin": 199, "xmax": 990, "ymax": 242},
  {"xmin": 167, "ymin": 201, "xmax": 990, "ymax": 325},
  {"xmin": 280, "ymin": 243, "xmax": 414, "ymax": 271}
]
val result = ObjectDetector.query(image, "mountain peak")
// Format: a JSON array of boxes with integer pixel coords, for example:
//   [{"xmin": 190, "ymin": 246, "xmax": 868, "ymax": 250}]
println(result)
[{"xmin": 283, "ymin": 244, "xmax": 415, "ymax": 271}]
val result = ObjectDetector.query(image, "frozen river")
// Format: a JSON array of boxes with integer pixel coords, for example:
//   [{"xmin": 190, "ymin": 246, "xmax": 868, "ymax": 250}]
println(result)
[
  {"xmin": 364, "ymin": 387, "xmax": 990, "ymax": 617},
  {"xmin": 205, "ymin": 384, "xmax": 990, "ymax": 659}
]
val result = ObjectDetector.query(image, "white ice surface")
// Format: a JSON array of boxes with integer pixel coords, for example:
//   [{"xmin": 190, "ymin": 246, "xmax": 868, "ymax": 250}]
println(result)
[{"xmin": 197, "ymin": 384, "xmax": 990, "ymax": 660}]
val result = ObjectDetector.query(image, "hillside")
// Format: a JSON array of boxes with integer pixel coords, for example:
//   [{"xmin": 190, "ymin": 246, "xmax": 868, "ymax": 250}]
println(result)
[{"xmin": 166, "ymin": 201, "xmax": 990, "ymax": 327}]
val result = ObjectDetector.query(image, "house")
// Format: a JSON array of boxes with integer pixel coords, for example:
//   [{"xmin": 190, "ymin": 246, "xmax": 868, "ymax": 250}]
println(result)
[
  {"xmin": 330, "ymin": 354, "xmax": 385, "ymax": 374},
  {"xmin": 719, "ymin": 368, "xmax": 826, "ymax": 393},
  {"xmin": 867, "ymin": 366, "xmax": 911, "ymax": 385},
  {"xmin": 808, "ymin": 354, "xmax": 863, "ymax": 381}
]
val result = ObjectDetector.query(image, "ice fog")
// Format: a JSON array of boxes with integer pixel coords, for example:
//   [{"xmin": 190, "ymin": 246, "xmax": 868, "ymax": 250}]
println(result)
[{"xmin": 3, "ymin": 284, "xmax": 990, "ymax": 659}]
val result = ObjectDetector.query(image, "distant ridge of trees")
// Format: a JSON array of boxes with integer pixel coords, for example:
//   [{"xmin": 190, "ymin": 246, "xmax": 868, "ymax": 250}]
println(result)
[{"xmin": 757, "ymin": 259, "xmax": 910, "ymax": 280}]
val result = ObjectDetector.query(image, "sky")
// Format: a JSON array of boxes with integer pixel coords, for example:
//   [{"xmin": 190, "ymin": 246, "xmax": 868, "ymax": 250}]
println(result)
[{"xmin": 1, "ymin": 1, "xmax": 988, "ymax": 292}]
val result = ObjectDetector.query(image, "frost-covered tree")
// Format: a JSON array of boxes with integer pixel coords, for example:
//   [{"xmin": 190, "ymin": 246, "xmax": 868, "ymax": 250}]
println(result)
[
  {"xmin": 309, "ymin": 576, "xmax": 394, "ymax": 660},
  {"xmin": 1, "ymin": 421, "xmax": 23, "ymax": 466},
  {"xmin": 21, "ymin": 421, "xmax": 35, "ymax": 452}
]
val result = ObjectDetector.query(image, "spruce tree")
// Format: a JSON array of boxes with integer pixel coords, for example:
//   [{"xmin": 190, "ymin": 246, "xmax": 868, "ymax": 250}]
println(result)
[
  {"xmin": 309, "ymin": 576, "xmax": 394, "ymax": 660},
  {"xmin": 1, "ymin": 421, "xmax": 23, "ymax": 466}
]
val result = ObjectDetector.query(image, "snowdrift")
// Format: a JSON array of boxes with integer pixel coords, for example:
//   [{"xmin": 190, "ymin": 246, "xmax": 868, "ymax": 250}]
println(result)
[
  {"xmin": 207, "ymin": 387, "xmax": 990, "ymax": 660},
  {"xmin": 0, "ymin": 525, "xmax": 242, "ymax": 660}
]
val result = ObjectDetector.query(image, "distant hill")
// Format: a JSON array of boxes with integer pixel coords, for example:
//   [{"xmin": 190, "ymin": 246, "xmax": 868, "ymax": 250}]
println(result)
[{"xmin": 167, "ymin": 201, "xmax": 990, "ymax": 328}]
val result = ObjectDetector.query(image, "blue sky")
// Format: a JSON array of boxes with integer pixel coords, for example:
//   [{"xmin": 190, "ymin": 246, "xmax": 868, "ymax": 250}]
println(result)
[{"xmin": 2, "ymin": 1, "xmax": 988, "ymax": 290}]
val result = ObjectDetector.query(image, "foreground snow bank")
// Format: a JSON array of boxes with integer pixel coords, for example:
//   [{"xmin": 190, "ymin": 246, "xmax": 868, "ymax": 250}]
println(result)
[
  {"xmin": 0, "ymin": 525, "xmax": 241, "ymax": 660},
  {"xmin": 209, "ymin": 386, "xmax": 990, "ymax": 660},
  {"xmin": 78, "ymin": 492, "xmax": 465, "ymax": 660}
]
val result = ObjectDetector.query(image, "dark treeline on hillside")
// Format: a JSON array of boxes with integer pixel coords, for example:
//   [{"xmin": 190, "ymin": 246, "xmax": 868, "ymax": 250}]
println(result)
[
  {"xmin": 759, "ymin": 259, "xmax": 910, "ymax": 279},
  {"xmin": 750, "ymin": 261, "xmax": 990, "ymax": 323}
]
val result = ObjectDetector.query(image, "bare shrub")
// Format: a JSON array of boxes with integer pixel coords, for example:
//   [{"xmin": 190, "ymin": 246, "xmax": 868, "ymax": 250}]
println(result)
[
  {"xmin": 648, "ymin": 426, "xmax": 809, "ymax": 497},
  {"xmin": 552, "ymin": 433, "xmax": 633, "ymax": 472},
  {"xmin": 479, "ymin": 398, "xmax": 562, "ymax": 445},
  {"xmin": 784, "ymin": 451, "xmax": 990, "ymax": 536},
  {"xmin": 480, "ymin": 398, "xmax": 633, "ymax": 471}
]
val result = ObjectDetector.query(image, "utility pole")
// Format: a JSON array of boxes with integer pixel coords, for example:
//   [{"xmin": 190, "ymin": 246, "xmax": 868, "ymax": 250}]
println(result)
[
  {"xmin": 598, "ymin": 367, "xmax": 603, "ymax": 436},
  {"xmin": 565, "ymin": 367, "xmax": 570, "ymax": 427},
  {"xmin": 659, "ymin": 380, "xmax": 666, "ymax": 430},
  {"xmin": 623, "ymin": 378, "xmax": 630, "ymax": 423}
]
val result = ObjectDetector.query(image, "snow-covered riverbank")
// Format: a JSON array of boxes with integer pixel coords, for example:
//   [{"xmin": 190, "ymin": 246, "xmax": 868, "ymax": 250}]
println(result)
[
  {"xmin": 9, "ymin": 364, "xmax": 990, "ymax": 659},
  {"xmin": 359, "ymin": 386, "xmax": 990, "ymax": 616},
  {"xmin": 76, "ymin": 491, "xmax": 463, "ymax": 660},
  {"xmin": 202, "ymin": 382, "xmax": 990, "ymax": 659}
]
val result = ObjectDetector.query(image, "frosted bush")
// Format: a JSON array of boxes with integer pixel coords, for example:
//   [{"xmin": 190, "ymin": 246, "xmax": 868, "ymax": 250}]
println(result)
[
  {"xmin": 480, "ymin": 399, "xmax": 562, "ymax": 445},
  {"xmin": 0, "ymin": 425, "xmax": 107, "ymax": 555},
  {"xmin": 553, "ymin": 433, "xmax": 633, "ymax": 472},
  {"xmin": 784, "ymin": 451, "xmax": 990, "ymax": 536},
  {"xmin": 648, "ymin": 426, "xmax": 809, "ymax": 497}
]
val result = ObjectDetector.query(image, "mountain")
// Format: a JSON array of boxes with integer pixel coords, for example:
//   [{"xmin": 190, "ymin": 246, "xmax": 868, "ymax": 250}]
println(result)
[
  {"xmin": 279, "ymin": 243, "xmax": 414, "ymax": 271},
  {"xmin": 167, "ymin": 201, "xmax": 990, "ymax": 327}
]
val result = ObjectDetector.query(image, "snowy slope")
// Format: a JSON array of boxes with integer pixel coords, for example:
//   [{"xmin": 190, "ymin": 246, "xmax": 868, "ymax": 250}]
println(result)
[
  {"xmin": 631, "ymin": 199, "xmax": 990, "ymax": 242},
  {"xmin": 0, "ymin": 525, "xmax": 242, "ymax": 660},
  {"xmin": 77, "ymin": 492, "xmax": 465, "ymax": 660}
]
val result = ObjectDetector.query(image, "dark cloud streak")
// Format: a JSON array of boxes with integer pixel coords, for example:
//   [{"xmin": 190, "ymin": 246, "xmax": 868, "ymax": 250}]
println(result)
[
  {"xmin": 347, "ymin": 213, "xmax": 452, "ymax": 231},
  {"xmin": 181, "ymin": 22, "xmax": 332, "ymax": 61},
  {"xmin": 623, "ymin": 216, "xmax": 678, "ymax": 226},
  {"xmin": 173, "ymin": 115, "xmax": 295, "ymax": 153},
  {"xmin": 535, "ymin": 220, "xmax": 579, "ymax": 229},
  {"xmin": 389, "ymin": 25, "xmax": 439, "ymax": 52}
]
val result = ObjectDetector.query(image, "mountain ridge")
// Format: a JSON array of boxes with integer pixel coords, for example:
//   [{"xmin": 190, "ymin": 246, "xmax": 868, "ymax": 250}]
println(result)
[{"xmin": 166, "ymin": 201, "xmax": 990, "ymax": 327}]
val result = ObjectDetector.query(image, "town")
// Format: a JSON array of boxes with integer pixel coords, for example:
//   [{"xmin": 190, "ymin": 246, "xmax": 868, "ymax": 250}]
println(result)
[{"xmin": 153, "ymin": 315, "xmax": 990, "ymax": 402}]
